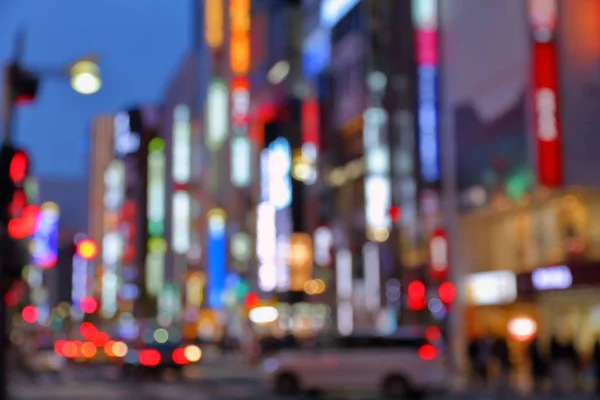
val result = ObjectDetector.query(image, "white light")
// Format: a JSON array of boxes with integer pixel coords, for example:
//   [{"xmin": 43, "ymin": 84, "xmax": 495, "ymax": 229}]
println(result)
[
  {"xmin": 363, "ymin": 243, "xmax": 381, "ymax": 312},
  {"xmin": 535, "ymin": 88, "xmax": 558, "ymax": 141},
  {"xmin": 231, "ymin": 135, "xmax": 251, "ymax": 187},
  {"xmin": 365, "ymin": 176, "xmax": 391, "ymax": 229},
  {"xmin": 71, "ymin": 256, "xmax": 87, "ymax": 307},
  {"xmin": 337, "ymin": 301, "xmax": 354, "ymax": 336},
  {"xmin": 231, "ymin": 86, "xmax": 250, "ymax": 125},
  {"xmin": 101, "ymin": 271, "xmax": 118, "ymax": 318},
  {"xmin": 113, "ymin": 112, "xmax": 140, "ymax": 157},
  {"xmin": 363, "ymin": 107, "xmax": 387, "ymax": 149},
  {"xmin": 276, "ymin": 235, "xmax": 291, "ymax": 292},
  {"xmin": 249, "ymin": 306, "xmax": 279, "ymax": 324},
  {"xmin": 430, "ymin": 235, "xmax": 448, "ymax": 272},
  {"xmin": 207, "ymin": 79, "xmax": 228, "ymax": 151},
  {"xmin": 103, "ymin": 161, "xmax": 125, "ymax": 210},
  {"xmin": 466, "ymin": 271, "xmax": 517, "ymax": 306},
  {"xmin": 267, "ymin": 60, "xmax": 290, "ymax": 85},
  {"xmin": 336, "ymin": 249, "xmax": 352, "ymax": 300},
  {"xmin": 71, "ymin": 72, "xmax": 101, "ymax": 95},
  {"xmin": 321, "ymin": 0, "xmax": 360, "ymax": 28},
  {"xmin": 172, "ymin": 191, "xmax": 191, "ymax": 254},
  {"xmin": 257, "ymin": 202, "xmax": 277, "ymax": 292},
  {"xmin": 173, "ymin": 104, "xmax": 191, "ymax": 184},
  {"xmin": 411, "ymin": 0, "xmax": 438, "ymax": 30},
  {"xmin": 508, "ymin": 317, "xmax": 538, "ymax": 342},
  {"xmin": 260, "ymin": 150, "xmax": 270, "ymax": 202},
  {"xmin": 314, "ymin": 227, "xmax": 333, "ymax": 267},
  {"xmin": 366, "ymin": 146, "xmax": 390, "ymax": 175},
  {"xmin": 145, "ymin": 252, "xmax": 165, "ymax": 297},
  {"xmin": 532, "ymin": 265, "xmax": 572, "ymax": 290},
  {"xmin": 528, "ymin": 0, "xmax": 557, "ymax": 42}
]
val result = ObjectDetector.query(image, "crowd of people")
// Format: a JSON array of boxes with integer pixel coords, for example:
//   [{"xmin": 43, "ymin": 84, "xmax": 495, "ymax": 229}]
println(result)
[{"xmin": 468, "ymin": 334, "xmax": 600, "ymax": 395}]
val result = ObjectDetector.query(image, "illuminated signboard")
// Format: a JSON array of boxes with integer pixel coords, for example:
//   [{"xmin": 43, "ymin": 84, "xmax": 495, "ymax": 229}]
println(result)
[
  {"xmin": 231, "ymin": 77, "xmax": 250, "ymax": 127},
  {"xmin": 207, "ymin": 208, "xmax": 227, "ymax": 308},
  {"xmin": 147, "ymin": 139, "xmax": 165, "ymax": 237},
  {"xmin": 205, "ymin": 0, "xmax": 224, "ymax": 49},
  {"xmin": 267, "ymin": 138, "xmax": 292, "ymax": 210},
  {"xmin": 206, "ymin": 79, "xmax": 229, "ymax": 151},
  {"xmin": 335, "ymin": 249, "xmax": 353, "ymax": 336},
  {"xmin": 412, "ymin": 0, "xmax": 440, "ymax": 184},
  {"xmin": 466, "ymin": 271, "xmax": 517, "ymax": 306},
  {"xmin": 529, "ymin": 0, "xmax": 562, "ymax": 187},
  {"xmin": 71, "ymin": 254, "xmax": 87, "ymax": 312},
  {"xmin": 532, "ymin": 265, "xmax": 572, "ymax": 290},
  {"xmin": 104, "ymin": 160, "xmax": 125, "ymax": 210},
  {"xmin": 429, "ymin": 229, "xmax": 448, "ymax": 278},
  {"xmin": 229, "ymin": 0, "xmax": 251, "ymax": 75},
  {"xmin": 363, "ymin": 243, "xmax": 380, "ymax": 312},
  {"xmin": 231, "ymin": 135, "xmax": 251, "ymax": 187},
  {"xmin": 314, "ymin": 226, "xmax": 333, "ymax": 267},
  {"xmin": 172, "ymin": 105, "xmax": 191, "ymax": 184},
  {"xmin": 172, "ymin": 191, "xmax": 191, "ymax": 254},
  {"xmin": 101, "ymin": 232, "xmax": 122, "ymax": 318},
  {"xmin": 114, "ymin": 112, "xmax": 140, "ymax": 157},
  {"xmin": 31, "ymin": 202, "xmax": 59, "ymax": 269},
  {"xmin": 257, "ymin": 202, "xmax": 277, "ymax": 292},
  {"xmin": 321, "ymin": 0, "xmax": 360, "ymax": 28}
]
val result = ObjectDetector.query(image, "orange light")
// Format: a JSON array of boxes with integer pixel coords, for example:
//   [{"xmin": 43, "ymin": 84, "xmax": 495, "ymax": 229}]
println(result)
[
  {"xmin": 229, "ymin": 0, "xmax": 251, "ymax": 75},
  {"xmin": 205, "ymin": 0, "xmax": 224, "ymax": 49},
  {"xmin": 104, "ymin": 340, "xmax": 116, "ymax": 357},
  {"xmin": 62, "ymin": 341, "xmax": 78, "ymax": 358},
  {"xmin": 77, "ymin": 239, "xmax": 97, "ymax": 260},
  {"xmin": 81, "ymin": 341, "xmax": 97, "ymax": 359}
]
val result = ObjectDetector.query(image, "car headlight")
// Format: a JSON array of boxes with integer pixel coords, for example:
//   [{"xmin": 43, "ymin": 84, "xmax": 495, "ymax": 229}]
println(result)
[{"xmin": 262, "ymin": 358, "xmax": 279, "ymax": 373}]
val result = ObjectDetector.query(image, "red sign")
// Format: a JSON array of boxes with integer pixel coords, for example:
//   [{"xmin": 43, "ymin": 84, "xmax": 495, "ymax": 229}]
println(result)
[
  {"xmin": 533, "ymin": 41, "xmax": 562, "ymax": 187},
  {"xmin": 302, "ymin": 100, "xmax": 320, "ymax": 147}
]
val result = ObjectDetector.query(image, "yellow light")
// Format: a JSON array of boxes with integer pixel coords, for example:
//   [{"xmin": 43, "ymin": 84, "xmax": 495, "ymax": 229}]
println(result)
[
  {"xmin": 184, "ymin": 345, "xmax": 202, "ymax": 362},
  {"xmin": 70, "ymin": 60, "xmax": 101, "ymax": 95},
  {"xmin": 41, "ymin": 201, "xmax": 59, "ymax": 214},
  {"xmin": 229, "ymin": 0, "xmax": 251, "ymax": 75},
  {"xmin": 112, "ymin": 341, "xmax": 128, "ymax": 357},
  {"xmin": 205, "ymin": 0, "xmax": 224, "ymax": 49}
]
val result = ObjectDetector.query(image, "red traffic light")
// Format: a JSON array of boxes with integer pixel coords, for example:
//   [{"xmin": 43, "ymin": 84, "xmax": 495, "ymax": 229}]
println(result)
[
  {"xmin": 77, "ymin": 239, "xmax": 98, "ymax": 260},
  {"xmin": 438, "ymin": 281, "xmax": 456, "ymax": 304},
  {"xmin": 9, "ymin": 150, "xmax": 28, "ymax": 183}
]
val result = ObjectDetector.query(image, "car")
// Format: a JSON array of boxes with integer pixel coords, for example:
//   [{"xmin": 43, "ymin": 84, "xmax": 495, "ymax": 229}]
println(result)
[
  {"xmin": 261, "ymin": 329, "xmax": 448, "ymax": 399},
  {"xmin": 121, "ymin": 343, "xmax": 202, "ymax": 380}
]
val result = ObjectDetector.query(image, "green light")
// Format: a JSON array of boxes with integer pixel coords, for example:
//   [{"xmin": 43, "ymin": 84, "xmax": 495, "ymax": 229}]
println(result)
[
  {"xmin": 153, "ymin": 328, "xmax": 169, "ymax": 343},
  {"xmin": 506, "ymin": 168, "xmax": 533, "ymax": 200},
  {"xmin": 148, "ymin": 237, "xmax": 167, "ymax": 253},
  {"xmin": 149, "ymin": 137, "xmax": 165, "ymax": 153},
  {"xmin": 148, "ymin": 220, "xmax": 164, "ymax": 237}
]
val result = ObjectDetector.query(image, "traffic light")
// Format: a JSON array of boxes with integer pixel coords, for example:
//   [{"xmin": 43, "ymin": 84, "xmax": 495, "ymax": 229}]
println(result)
[
  {"xmin": 7, "ymin": 64, "xmax": 39, "ymax": 107},
  {"xmin": 0, "ymin": 144, "xmax": 31, "ymax": 227}
]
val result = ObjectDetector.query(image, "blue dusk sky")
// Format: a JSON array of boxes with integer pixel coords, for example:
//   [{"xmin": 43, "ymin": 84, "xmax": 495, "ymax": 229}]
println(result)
[{"xmin": 0, "ymin": 0, "xmax": 192, "ymax": 180}]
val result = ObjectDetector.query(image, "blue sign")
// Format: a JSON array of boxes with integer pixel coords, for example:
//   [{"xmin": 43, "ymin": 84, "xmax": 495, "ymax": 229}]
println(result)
[
  {"xmin": 207, "ymin": 224, "xmax": 226, "ymax": 309},
  {"xmin": 418, "ymin": 66, "xmax": 440, "ymax": 183},
  {"xmin": 31, "ymin": 208, "xmax": 59, "ymax": 268}
]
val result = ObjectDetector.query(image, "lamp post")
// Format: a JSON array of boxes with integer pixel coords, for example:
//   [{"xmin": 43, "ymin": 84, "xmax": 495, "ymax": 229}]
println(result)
[{"xmin": 0, "ymin": 29, "xmax": 101, "ymax": 399}]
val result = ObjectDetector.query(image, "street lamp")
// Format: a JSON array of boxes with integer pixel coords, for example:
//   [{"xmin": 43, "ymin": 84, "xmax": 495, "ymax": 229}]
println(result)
[{"xmin": 69, "ymin": 59, "xmax": 102, "ymax": 95}]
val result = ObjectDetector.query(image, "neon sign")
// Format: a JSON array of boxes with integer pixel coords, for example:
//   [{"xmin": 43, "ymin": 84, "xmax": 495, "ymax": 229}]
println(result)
[
  {"xmin": 207, "ymin": 79, "xmax": 228, "ymax": 151},
  {"xmin": 267, "ymin": 138, "xmax": 292, "ymax": 210},
  {"xmin": 532, "ymin": 265, "xmax": 572, "ymax": 290},
  {"xmin": 412, "ymin": 0, "xmax": 440, "ymax": 184},
  {"xmin": 172, "ymin": 105, "xmax": 191, "ymax": 184},
  {"xmin": 31, "ymin": 202, "xmax": 59, "ymax": 269},
  {"xmin": 229, "ymin": 0, "xmax": 251, "ymax": 75},
  {"xmin": 530, "ymin": 0, "xmax": 562, "ymax": 187},
  {"xmin": 205, "ymin": 0, "xmax": 224, "ymax": 49},
  {"xmin": 257, "ymin": 202, "xmax": 277, "ymax": 292},
  {"xmin": 207, "ymin": 208, "xmax": 227, "ymax": 308}
]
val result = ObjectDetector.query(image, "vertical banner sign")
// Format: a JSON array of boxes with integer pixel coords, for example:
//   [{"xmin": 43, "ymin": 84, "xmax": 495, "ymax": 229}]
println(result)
[
  {"xmin": 205, "ymin": 0, "xmax": 224, "ymax": 49},
  {"xmin": 412, "ymin": 0, "xmax": 440, "ymax": 184},
  {"xmin": 528, "ymin": 0, "xmax": 562, "ymax": 187}
]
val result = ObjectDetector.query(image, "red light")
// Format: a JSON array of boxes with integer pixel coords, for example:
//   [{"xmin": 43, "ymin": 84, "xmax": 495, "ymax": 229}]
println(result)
[
  {"xmin": 9, "ymin": 151, "xmax": 27, "ymax": 182},
  {"xmin": 62, "ymin": 341, "xmax": 78, "ymax": 358},
  {"xmin": 425, "ymin": 326, "xmax": 441, "ymax": 342},
  {"xmin": 14, "ymin": 94, "xmax": 35, "ymax": 107},
  {"xmin": 139, "ymin": 349, "xmax": 161, "ymax": 366},
  {"xmin": 79, "ymin": 322, "xmax": 98, "ymax": 339},
  {"xmin": 388, "ymin": 206, "xmax": 401, "ymax": 223},
  {"xmin": 244, "ymin": 292, "xmax": 259, "ymax": 309},
  {"xmin": 418, "ymin": 344, "xmax": 437, "ymax": 361},
  {"xmin": 77, "ymin": 239, "xmax": 97, "ymax": 260},
  {"xmin": 93, "ymin": 332, "xmax": 110, "ymax": 347},
  {"xmin": 54, "ymin": 340, "xmax": 66, "ymax": 356},
  {"xmin": 408, "ymin": 281, "xmax": 426, "ymax": 299},
  {"xmin": 438, "ymin": 282, "xmax": 456, "ymax": 304},
  {"xmin": 80, "ymin": 296, "xmax": 98, "ymax": 314},
  {"xmin": 172, "ymin": 348, "xmax": 189, "ymax": 365},
  {"xmin": 22, "ymin": 305, "xmax": 38, "ymax": 324},
  {"xmin": 407, "ymin": 297, "xmax": 427, "ymax": 311}
]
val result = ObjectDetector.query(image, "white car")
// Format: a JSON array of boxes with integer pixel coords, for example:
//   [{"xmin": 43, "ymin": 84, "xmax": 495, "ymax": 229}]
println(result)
[{"xmin": 262, "ymin": 331, "xmax": 447, "ymax": 398}]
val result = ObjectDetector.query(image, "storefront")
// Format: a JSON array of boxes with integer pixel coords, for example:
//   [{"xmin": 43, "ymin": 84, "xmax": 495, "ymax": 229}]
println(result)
[{"xmin": 518, "ymin": 262, "xmax": 600, "ymax": 357}]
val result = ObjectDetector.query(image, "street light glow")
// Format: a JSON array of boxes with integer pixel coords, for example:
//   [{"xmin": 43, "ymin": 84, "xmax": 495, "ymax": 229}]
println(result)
[{"xmin": 70, "ymin": 60, "xmax": 101, "ymax": 95}]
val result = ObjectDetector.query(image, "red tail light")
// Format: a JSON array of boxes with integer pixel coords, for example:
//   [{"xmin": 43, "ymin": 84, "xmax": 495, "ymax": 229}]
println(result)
[
  {"xmin": 139, "ymin": 349, "xmax": 161, "ymax": 366},
  {"xmin": 418, "ymin": 344, "xmax": 437, "ymax": 361},
  {"xmin": 172, "ymin": 348, "xmax": 189, "ymax": 365}
]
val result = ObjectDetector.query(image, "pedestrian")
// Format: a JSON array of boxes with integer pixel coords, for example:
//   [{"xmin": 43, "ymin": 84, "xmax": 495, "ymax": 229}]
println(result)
[
  {"xmin": 492, "ymin": 336, "xmax": 511, "ymax": 398},
  {"xmin": 528, "ymin": 335, "xmax": 546, "ymax": 393},
  {"xmin": 593, "ymin": 334, "xmax": 600, "ymax": 394}
]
